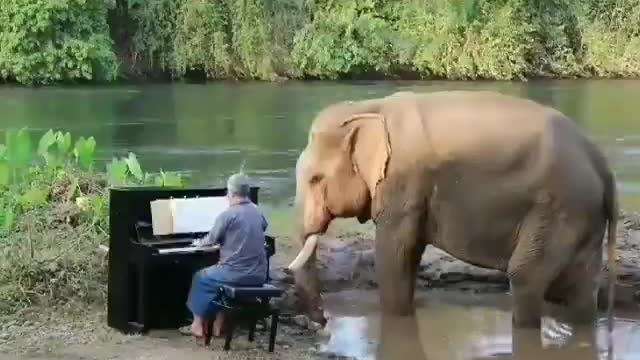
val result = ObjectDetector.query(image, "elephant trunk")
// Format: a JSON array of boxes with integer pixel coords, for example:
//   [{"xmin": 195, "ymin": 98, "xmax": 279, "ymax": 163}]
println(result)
[
  {"xmin": 288, "ymin": 150, "xmax": 327, "ymax": 325},
  {"xmin": 288, "ymin": 196, "xmax": 326, "ymax": 325},
  {"xmin": 291, "ymin": 240, "xmax": 326, "ymax": 326}
]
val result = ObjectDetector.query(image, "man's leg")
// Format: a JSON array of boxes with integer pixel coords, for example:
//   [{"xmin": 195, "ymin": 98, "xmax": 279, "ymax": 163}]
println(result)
[
  {"xmin": 185, "ymin": 266, "xmax": 228, "ymax": 337},
  {"xmin": 186, "ymin": 267, "xmax": 220, "ymax": 336}
]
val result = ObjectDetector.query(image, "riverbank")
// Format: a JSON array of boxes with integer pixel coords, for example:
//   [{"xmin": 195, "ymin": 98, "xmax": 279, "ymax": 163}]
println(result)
[
  {"xmin": 1, "ymin": 0, "xmax": 639, "ymax": 85},
  {"xmin": 1, "ymin": 209, "xmax": 639, "ymax": 359}
]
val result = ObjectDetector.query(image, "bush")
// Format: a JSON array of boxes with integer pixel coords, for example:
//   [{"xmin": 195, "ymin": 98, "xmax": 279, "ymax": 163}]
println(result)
[
  {"xmin": 0, "ymin": 0, "xmax": 119, "ymax": 84},
  {"xmin": 292, "ymin": 1, "xmax": 396, "ymax": 79},
  {"xmin": 0, "ymin": 127, "xmax": 185, "ymax": 314},
  {"xmin": 3, "ymin": 0, "xmax": 640, "ymax": 83}
]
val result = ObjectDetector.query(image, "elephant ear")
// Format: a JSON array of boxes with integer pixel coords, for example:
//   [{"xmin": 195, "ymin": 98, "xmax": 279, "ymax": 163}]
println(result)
[{"xmin": 340, "ymin": 113, "xmax": 391, "ymax": 197}]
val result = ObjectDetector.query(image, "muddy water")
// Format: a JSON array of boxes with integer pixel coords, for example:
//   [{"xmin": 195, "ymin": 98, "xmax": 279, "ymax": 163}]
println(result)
[{"xmin": 320, "ymin": 290, "xmax": 640, "ymax": 360}]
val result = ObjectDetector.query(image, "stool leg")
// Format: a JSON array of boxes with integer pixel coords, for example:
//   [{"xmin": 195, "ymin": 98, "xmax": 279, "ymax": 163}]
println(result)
[
  {"xmin": 223, "ymin": 311, "xmax": 236, "ymax": 351},
  {"xmin": 203, "ymin": 319, "xmax": 213, "ymax": 347},
  {"xmin": 248, "ymin": 316, "xmax": 256, "ymax": 342},
  {"xmin": 268, "ymin": 312, "xmax": 279, "ymax": 353}
]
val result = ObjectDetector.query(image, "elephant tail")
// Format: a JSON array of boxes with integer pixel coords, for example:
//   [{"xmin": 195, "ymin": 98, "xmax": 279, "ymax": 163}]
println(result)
[{"xmin": 604, "ymin": 169, "xmax": 618, "ymax": 335}]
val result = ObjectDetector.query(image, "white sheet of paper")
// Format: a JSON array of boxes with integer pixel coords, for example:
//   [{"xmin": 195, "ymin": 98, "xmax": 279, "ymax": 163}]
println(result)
[
  {"xmin": 150, "ymin": 196, "xmax": 229, "ymax": 235},
  {"xmin": 150, "ymin": 199, "xmax": 174, "ymax": 235},
  {"xmin": 169, "ymin": 196, "xmax": 229, "ymax": 234}
]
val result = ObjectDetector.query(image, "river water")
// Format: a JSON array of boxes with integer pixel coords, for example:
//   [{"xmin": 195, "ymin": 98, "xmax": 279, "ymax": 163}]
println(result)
[
  {"xmin": 2, "ymin": 80, "xmax": 640, "ymax": 225},
  {"xmin": 320, "ymin": 289, "xmax": 640, "ymax": 360}
]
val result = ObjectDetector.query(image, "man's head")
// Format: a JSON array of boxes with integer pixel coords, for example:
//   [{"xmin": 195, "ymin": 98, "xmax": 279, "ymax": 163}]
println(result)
[{"xmin": 226, "ymin": 172, "xmax": 251, "ymax": 202}]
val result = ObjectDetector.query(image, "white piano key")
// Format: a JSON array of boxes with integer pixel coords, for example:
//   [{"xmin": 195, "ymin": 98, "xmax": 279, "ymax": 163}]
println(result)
[{"xmin": 157, "ymin": 245, "xmax": 220, "ymax": 255}]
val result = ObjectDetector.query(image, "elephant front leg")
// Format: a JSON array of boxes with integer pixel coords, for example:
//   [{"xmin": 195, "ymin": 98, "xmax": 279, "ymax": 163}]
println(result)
[{"xmin": 375, "ymin": 215, "xmax": 426, "ymax": 315}]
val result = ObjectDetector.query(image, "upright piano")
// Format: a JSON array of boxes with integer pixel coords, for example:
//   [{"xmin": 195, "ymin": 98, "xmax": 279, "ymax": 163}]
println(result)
[{"xmin": 107, "ymin": 186, "xmax": 276, "ymax": 334}]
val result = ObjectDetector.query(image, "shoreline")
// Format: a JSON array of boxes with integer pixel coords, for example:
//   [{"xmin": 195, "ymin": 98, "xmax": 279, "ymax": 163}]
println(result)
[{"xmin": 2, "ymin": 77, "xmax": 640, "ymax": 89}]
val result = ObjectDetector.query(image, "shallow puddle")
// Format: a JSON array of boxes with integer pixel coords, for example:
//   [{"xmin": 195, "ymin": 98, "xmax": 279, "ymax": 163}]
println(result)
[{"xmin": 319, "ymin": 290, "xmax": 640, "ymax": 360}]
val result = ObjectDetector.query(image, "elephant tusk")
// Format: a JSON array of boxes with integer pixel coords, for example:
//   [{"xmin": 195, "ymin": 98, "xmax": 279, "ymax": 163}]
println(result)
[{"xmin": 287, "ymin": 234, "xmax": 319, "ymax": 271}]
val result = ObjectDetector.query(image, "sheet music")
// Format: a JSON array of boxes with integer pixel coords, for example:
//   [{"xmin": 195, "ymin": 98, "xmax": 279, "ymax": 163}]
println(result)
[{"xmin": 150, "ymin": 196, "xmax": 229, "ymax": 235}]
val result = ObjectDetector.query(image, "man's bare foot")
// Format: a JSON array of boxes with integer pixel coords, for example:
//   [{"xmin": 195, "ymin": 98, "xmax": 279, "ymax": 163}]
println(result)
[{"xmin": 190, "ymin": 322, "xmax": 203, "ymax": 337}]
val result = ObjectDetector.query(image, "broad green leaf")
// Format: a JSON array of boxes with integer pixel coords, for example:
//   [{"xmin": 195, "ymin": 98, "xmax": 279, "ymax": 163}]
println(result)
[
  {"xmin": 56, "ymin": 131, "xmax": 72, "ymax": 155},
  {"xmin": 37, "ymin": 129, "xmax": 56, "ymax": 156},
  {"xmin": 74, "ymin": 136, "xmax": 96, "ymax": 171},
  {"xmin": 0, "ymin": 144, "xmax": 7, "ymax": 159},
  {"xmin": 161, "ymin": 171, "xmax": 183, "ymax": 187},
  {"xmin": 0, "ymin": 160, "xmax": 9, "ymax": 186},
  {"xmin": 154, "ymin": 174, "xmax": 164, "ymax": 186},
  {"xmin": 107, "ymin": 158, "xmax": 129, "ymax": 186},
  {"xmin": 7, "ymin": 127, "xmax": 32, "ymax": 168},
  {"xmin": 5, "ymin": 129, "xmax": 16, "ymax": 163},
  {"xmin": 125, "ymin": 152, "xmax": 143, "ymax": 181}
]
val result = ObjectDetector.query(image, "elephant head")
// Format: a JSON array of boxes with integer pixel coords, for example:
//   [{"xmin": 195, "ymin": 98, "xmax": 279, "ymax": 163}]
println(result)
[{"xmin": 287, "ymin": 100, "xmax": 393, "ymax": 325}]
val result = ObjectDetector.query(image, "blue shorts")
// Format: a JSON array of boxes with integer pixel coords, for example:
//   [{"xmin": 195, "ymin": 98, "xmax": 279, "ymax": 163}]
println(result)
[{"xmin": 186, "ymin": 265, "xmax": 263, "ymax": 317}]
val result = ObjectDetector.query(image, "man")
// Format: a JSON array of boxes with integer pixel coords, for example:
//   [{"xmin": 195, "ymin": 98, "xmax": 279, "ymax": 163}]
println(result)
[{"xmin": 182, "ymin": 172, "xmax": 268, "ymax": 338}]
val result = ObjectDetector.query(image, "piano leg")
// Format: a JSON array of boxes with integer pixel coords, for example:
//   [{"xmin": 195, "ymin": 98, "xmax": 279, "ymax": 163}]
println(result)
[{"xmin": 137, "ymin": 263, "xmax": 150, "ymax": 333}]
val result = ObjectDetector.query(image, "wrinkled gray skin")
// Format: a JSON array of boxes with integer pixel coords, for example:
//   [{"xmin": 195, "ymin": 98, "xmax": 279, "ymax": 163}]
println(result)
[{"xmin": 290, "ymin": 91, "xmax": 618, "ymax": 329}]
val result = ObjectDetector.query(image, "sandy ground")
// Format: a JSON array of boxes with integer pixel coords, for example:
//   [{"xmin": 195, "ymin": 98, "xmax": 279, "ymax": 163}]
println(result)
[{"xmin": 1, "ymin": 213, "xmax": 639, "ymax": 360}]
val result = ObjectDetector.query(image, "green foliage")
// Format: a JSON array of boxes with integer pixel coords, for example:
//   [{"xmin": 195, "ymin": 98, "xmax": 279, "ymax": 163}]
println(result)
[
  {"xmin": 3, "ymin": 0, "xmax": 640, "ymax": 83},
  {"xmin": 0, "ymin": 126, "xmax": 187, "ymax": 314},
  {"xmin": 128, "ymin": 0, "xmax": 178, "ymax": 72},
  {"xmin": 0, "ymin": 0, "xmax": 119, "ymax": 85},
  {"xmin": 577, "ymin": 0, "xmax": 640, "ymax": 77},
  {"xmin": 292, "ymin": 1, "xmax": 396, "ymax": 79},
  {"xmin": 73, "ymin": 137, "xmax": 97, "ymax": 171},
  {"xmin": 107, "ymin": 152, "xmax": 185, "ymax": 187},
  {"xmin": 172, "ymin": 0, "xmax": 234, "ymax": 78},
  {"xmin": 5, "ymin": 128, "xmax": 32, "ymax": 170}
]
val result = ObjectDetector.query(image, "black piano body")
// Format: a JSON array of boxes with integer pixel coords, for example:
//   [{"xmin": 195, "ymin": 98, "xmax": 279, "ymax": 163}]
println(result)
[{"xmin": 107, "ymin": 186, "xmax": 276, "ymax": 334}]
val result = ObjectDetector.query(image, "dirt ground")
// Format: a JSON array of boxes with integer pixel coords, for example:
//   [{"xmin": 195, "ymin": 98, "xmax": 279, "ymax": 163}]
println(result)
[{"xmin": 1, "ymin": 213, "xmax": 639, "ymax": 360}]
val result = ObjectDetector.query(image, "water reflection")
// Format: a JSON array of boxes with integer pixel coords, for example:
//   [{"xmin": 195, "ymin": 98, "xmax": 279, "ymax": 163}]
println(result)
[{"xmin": 321, "ymin": 290, "xmax": 640, "ymax": 360}]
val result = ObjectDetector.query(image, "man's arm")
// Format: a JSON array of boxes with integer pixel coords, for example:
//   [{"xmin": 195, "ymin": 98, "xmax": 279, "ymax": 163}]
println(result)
[{"xmin": 193, "ymin": 213, "xmax": 228, "ymax": 247}]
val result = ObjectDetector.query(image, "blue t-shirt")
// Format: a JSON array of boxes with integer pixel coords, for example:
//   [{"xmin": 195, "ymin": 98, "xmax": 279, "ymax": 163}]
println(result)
[{"xmin": 193, "ymin": 199, "xmax": 268, "ymax": 284}]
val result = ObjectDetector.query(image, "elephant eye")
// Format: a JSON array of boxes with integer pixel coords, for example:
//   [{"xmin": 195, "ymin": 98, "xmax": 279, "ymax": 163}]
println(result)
[{"xmin": 309, "ymin": 174, "xmax": 323, "ymax": 184}]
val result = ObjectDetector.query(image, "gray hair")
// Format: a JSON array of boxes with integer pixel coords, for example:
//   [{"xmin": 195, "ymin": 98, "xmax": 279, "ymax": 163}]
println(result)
[{"xmin": 227, "ymin": 172, "xmax": 251, "ymax": 198}]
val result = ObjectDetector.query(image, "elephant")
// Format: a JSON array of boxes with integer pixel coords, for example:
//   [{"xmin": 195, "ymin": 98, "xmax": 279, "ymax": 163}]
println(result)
[{"xmin": 286, "ymin": 90, "xmax": 618, "ymax": 330}]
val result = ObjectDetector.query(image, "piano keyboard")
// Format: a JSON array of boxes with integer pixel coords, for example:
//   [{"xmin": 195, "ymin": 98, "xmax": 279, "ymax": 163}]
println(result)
[{"xmin": 157, "ymin": 245, "xmax": 220, "ymax": 255}]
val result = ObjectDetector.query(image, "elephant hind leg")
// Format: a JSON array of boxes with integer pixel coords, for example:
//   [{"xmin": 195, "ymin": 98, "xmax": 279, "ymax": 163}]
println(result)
[
  {"xmin": 507, "ymin": 206, "xmax": 583, "ymax": 328},
  {"xmin": 548, "ymin": 230, "xmax": 604, "ymax": 325}
]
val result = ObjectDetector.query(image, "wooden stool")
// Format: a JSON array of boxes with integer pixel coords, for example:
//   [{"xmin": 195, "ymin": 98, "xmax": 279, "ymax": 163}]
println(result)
[{"xmin": 203, "ymin": 283, "xmax": 282, "ymax": 352}]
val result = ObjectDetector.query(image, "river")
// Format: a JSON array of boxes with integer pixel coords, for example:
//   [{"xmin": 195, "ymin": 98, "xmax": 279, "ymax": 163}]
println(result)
[{"xmin": 2, "ymin": 80, "xmax": 640, "ymax": 232}]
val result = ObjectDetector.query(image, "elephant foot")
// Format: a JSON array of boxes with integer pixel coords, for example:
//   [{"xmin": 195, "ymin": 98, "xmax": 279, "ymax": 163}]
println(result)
[{"xmin": 511, "ymin": 288, "xmax": 543, "ymax": 329}]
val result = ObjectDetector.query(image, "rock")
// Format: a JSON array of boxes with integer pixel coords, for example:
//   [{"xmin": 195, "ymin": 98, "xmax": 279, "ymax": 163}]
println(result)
[
  {"xmin": 307, "ymin": 346, "xmax": 318, "ymax": 353},
  {"xmin": 308, "ymin": 321, "xmax": 323, "ymax": 331},
  {"xmin": 316, "ymin": 327, "xmax": 331, "ymax": 338},
  {"xmin": 293, "ymin": 315, "xmax": 309, "ymax": 328},
  {"xmin": 0, "ymin": 332, "xmax": 9, "ymax": 340}
]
